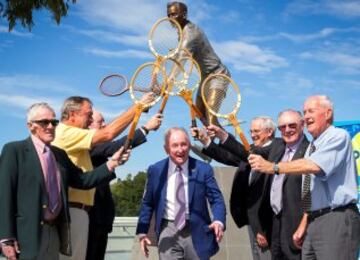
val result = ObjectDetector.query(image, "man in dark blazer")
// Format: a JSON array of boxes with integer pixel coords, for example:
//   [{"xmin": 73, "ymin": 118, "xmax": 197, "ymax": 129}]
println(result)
[
  {"xmin": 192, "ymin": 116, "xmax": 277, "ymax": 260},
  {"xmin": 86, "ymin": 111, "xmax": 162, "ymax": 260},
  {"xmin": 0, "ymin": 103, "xmax": 129, "ymax": 260},
  {"xmin": 136, "ymin": 127, "xmax": 226, "ymax": 260},
  {"xmin": 267, "ymin": 109, "xmax": 309, "ymax": 260}
]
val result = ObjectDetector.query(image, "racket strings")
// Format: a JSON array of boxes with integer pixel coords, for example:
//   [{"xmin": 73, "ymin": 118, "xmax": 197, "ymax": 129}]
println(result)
[
  {"xmin": 179, "ymin": 57, "xmax": 201, "ymax": 93},
  {"xmin": 161, "ymin": 58, "xmax": 185, "ymax": 95},
  {"xmin": 99, "ymin": 75, "xmax": 127, "ymax": 96},
  {"xmin": 202, "ymin": 74, "xmax": 238, "ymax": 116},
  {"xmin": 150, "ymin": 20, "xmax": 181, "ymax": 58},
  {"xmin": 131, "ymin": 63, "xmax": 165, "ymax": 107}
]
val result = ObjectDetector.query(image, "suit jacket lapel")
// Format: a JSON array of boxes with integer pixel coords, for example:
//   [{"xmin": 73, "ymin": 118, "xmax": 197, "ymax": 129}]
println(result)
[
  {"xmin": 188, "ymin": 157, "xmax": 197, "ymax": 205},
  {"xmin": 159, "ymin": 159, "xmax": 170, "ymax": 208},
  {"xmin": 292, "ymin": 137, "xmax": 309, "ymax": 160}
]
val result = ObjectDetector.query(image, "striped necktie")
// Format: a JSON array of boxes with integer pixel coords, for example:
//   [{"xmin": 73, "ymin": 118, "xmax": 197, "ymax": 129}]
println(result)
[{"xmin": 301, "ymin": 142, "xmax": 316, "ymax": 212}]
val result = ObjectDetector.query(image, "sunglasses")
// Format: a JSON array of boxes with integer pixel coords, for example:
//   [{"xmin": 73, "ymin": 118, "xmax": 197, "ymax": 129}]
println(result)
[
  {"xmin": 31, "ymin": 119, "xmax": 59, "ymax": 127},
  {"xmin": 277, "ymin": 123, "xmax": 298, "ymax": 131}
]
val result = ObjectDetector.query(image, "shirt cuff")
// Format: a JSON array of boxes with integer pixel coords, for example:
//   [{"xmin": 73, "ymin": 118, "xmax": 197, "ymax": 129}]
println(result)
[
  {"xmin": 138, "ymin": 234, "xmax": 147, "ymax": 240},
  {"xmin": 213, "ymin": 220, "xmax": 224, "ymax": 230},
  {"xmin": 220, "ymin": 133, "xmax": 229, "ymax": 144}
]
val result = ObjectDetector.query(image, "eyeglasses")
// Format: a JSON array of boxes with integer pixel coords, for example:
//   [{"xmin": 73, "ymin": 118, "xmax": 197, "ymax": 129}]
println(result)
[
  {"xmin": 31, "ymin": 119, "xmax": 59, "ymax": 127},
  {"xmin": 277, "ymin": 123, "xmax": 298, "ymax": 131},
  {"xmin": 249, "ymin": 129, "xmax": 264, "ymax": 134}
]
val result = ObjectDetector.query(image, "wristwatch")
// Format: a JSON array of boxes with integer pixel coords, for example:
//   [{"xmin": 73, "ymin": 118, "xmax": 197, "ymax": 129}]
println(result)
[
  {"xmin": 273, "ymin": 163, "xmax": 280, "ymax": 175},
  {"xmin": 141, "ymin": 125, "xmax": 149, "ymax": 135}
]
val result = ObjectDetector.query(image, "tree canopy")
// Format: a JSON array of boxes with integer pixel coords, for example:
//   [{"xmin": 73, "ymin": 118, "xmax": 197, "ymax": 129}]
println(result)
[
  {"xmin": 111, "ymin": 171, "xmax": 147, "ymax": 217},
  {"xmin": 0, "ymin": 0, "xmax": 76, "ymax": 31}
]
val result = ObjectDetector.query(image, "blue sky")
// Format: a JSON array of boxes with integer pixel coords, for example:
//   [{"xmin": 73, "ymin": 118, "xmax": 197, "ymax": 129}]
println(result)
[{"xmin": 0, "ymin": 0, "xmax": 359, "ymax": 178}]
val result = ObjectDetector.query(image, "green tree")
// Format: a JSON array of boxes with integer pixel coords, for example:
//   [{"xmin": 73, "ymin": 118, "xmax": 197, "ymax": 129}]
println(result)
[
  {"xmin": 111, "ymin": 171, "xmax": 147, "ymax": 216},
  {"xmin": 0, "ymin": 0, "xmax": 76, "ymax": 31}
]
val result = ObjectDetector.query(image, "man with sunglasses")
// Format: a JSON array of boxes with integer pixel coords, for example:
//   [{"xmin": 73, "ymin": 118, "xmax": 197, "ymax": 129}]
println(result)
[
  {"xmin": 167, "ymin": 1, "xmax": 230, "ymax": 127},
  {"xmin": 52, "ymin": 95, "xmax": 151, "ymax": 260},
  {"xmin": 267, "ymin": 109, "xmax": 309, "ymax": 260},
  {"xmin": 0, "ymin": 102, "xmax": 130, "ymax": 260},
  {"xmin": 249, "ymin": 96, "xmax": 359, "ymax": 260},
  {"xmin": 191, "ymin": 116, "xmax": 277, "ymax": 260}
]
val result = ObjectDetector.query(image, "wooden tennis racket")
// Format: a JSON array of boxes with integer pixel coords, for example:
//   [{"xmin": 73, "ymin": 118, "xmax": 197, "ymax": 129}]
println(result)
[
  {"xmin": 121, "ymin": 62, "xmax": 166, "ymax": 151},
  {"xmin": 201, "ymin": 73, "xmax": 250, "ymax": 151},
  {"xmin": 98, "ymin": 74, "xmax": 150, "ymax": 97},
  {"xmin": 148, "ymin": 17, "xmax": 183, "ymax": 64}
]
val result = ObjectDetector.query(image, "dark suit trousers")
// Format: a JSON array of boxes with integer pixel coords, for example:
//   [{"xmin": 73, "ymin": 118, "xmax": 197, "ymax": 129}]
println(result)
[
  {"xmin": 85, "ymin": 225, "xmax": 108, "ymax": 260},
  {"xmin": 271, "ymin": 213, "xmax": 301, "ymax": 260}
]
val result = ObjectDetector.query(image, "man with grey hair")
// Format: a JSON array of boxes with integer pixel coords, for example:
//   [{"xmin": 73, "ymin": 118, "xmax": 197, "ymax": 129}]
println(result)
[
  {"xmin": 250, "ymin": 95, "xmax": 360, "ymax": 260},
  {"xmin": 136, "ymin": 127, "xmax": 226, "ymax": 260},
  {"xmin": 266, "ymin": 109, "xmax": 309, "ymax": 260},
  {"xmin": 191, "ymin": 116, "xmax": 277, "ymax": 260},
  {"xmin": 53, "ymin": 95, "xmax": 151, "ymax": 260},
  {"xmin": 0, "ymin": 102, "xmax": 130, "ymax": 260}
]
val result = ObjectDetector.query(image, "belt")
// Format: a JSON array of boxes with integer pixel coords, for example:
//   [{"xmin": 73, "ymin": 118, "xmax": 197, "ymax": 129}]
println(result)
[
  {"xmin": 308, "ymin": 203, "xmax": 358, "ymax": 220},
  {"xmin": 68, "ymin": 202, "xmax": 92, "ymax": 212}
]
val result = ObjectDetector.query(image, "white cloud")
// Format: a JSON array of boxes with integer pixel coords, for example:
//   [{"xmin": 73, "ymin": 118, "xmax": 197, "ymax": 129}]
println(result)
[
  {"xmin": 214, "ymin": 40, "xmax": 288, "ymax": 73},
  {"xmin": 83, "ymin": 47, "xmax": 153, "ymax": 59},
  {"xmin": 69, "ymin": 27, "xmax": 147, "ymax": 47},
  {"xmin": 0, "ymin": 25, "xmax": 33, "ymax": 37},
  {"xmin": 0, "ymin": 94, "xmax": 62, "ymax": 112},
  {"xmin": 76, "ymin": 0, "xmax": 165, "ymax": 34},
  {"xmin": 0, "ymin": 74, "xmax": 75, "ymax": 93},
  {"xmin": 75, "ymin": 0, "xmax": 215, "ymax": 33},
  {"xmin": 243, "ymin": 27, "xmax": 360, "ymax": 43},
  {"xmin": 300, "ymin": 51, "xmax": 360, "ymax": 74},
  {"xmin": 285, "ymin": 0, "xmax": 360, "ymax": 19}
]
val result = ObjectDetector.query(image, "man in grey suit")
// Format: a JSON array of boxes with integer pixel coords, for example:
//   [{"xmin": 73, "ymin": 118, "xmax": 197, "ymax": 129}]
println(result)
[
  {"xmin": 0, "ymin": 102, "xmax": 129, "ymax": 260},
  {"xmin": 269, "ymin": 109, "xmax": 309, "ymax": 260}
]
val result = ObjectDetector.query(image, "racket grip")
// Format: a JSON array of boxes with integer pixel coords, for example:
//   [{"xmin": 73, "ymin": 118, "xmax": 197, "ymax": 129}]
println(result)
[
  {"xmin": 239, "ymin": 133, "xmax": 250, "ymax": 152},
  {"xmin": 123, "ymin": 138, "xmax": 133, "ymax": 151}
]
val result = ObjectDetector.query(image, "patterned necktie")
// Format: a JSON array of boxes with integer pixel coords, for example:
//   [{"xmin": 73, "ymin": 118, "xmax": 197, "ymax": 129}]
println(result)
[
  {"xmin": 270, "ymin": 147, "xmax": 292, "ymax": 214},
  {"xmin": 301, "ymin": 142, "xmax": 316, "ymax": 212},
  {"xmin": 174, "ymin": 166, "xmax": 186, "ymax": 230},
  {"xmin": 44, "ymin": 146, "xmax": 59, "ymax": 213}
]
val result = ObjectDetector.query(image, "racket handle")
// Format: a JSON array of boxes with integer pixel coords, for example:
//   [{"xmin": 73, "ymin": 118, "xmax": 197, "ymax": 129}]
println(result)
[
  {"xmin": 116, "ymin": 139, "xmax": 133, "ymax": 165},
  {"xmin": 158, "ymin": 94, "xmax": 169, "ymax": 114},
  {"xmin": 239, "ymin": 132, "xmax": 250, "ymax": 152},
  {"xmin": 123, "ymin": 138, "xmax": 133, "ymax": 151}
]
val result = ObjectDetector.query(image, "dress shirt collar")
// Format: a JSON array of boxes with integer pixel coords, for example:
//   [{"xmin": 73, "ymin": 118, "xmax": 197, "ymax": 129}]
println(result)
[
  {"xmin": 31, "ymin": 134, "xmax": 48, "ymax": 154},
  {"xmin": 262, "ymin": 139, "xmax": 273, "ymax": 147},
  {"xmin": 168, "ymin": 159, "xmax": 189, "ymax": 175},
  {"xmin": 286, "ymin": 134, "xmax": 304, "ymax": 153}
]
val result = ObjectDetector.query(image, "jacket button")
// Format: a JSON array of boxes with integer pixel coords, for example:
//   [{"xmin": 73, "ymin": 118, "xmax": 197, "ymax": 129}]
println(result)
[
  {"xmin": 40, "ymin": 221, "xmax": 44, "ymax": 225},
  {"xmin": 42, "ymin": 204, "xmax": 47, "ymax": 209}
]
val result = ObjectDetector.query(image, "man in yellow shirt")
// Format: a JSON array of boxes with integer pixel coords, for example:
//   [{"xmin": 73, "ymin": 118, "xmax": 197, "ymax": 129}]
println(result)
[{"xmin": 53, "ymin": 95, "xmax": 150, "ymax": 260}]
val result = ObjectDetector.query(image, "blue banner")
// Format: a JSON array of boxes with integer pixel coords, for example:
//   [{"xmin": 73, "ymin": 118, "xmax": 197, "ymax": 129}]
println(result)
[
  {"xmin": 335, "ymin": 121, "xmax": 360, "ymax": 259},
  {"xmin": 334, "ymin": 121, "xmax": 360, "ymax": 210}
]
